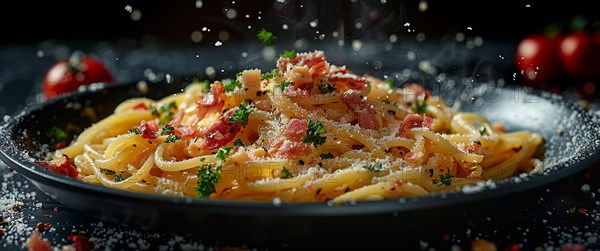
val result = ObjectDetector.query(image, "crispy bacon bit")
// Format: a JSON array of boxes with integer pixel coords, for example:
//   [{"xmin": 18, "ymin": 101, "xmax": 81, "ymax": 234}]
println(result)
[
  {"xmin": 341, "ymin": 90, "xmax": 381, "ymax": 130},
  {"xmin": 277, "ymin": 51, "xmax": 326, "ymax": 74},
  {"xmin": 136, "ymin": 120, "xmax": 160, "ymax": 139},
  {"xmin": 131, "ymin": 102, "xmax": 149, "ymax": 110},
  {"xmin": 197, "ymin": 81, "xmax": 225, "ymax": 121},
  {"xmin": 396, "ymin": 114, "xmax": 433, "ymax": 138},
  {"xmin": 201, "ymin": 108, "xmax": 242, "ymax": 150},
  {"xmin": 328, "ymin": 71, "xmax": 368, "ymax": 91},
  {"xmin": 35, "ymin": 156, "xmax": 78, "ymax": 178},
  {"xmin": 174, "ymin": 126, "xmax": 197, "ymax": 140},
  {"xmin": 35, "ymin": 222, "xmax": 52, "ymax": 232},
  {"xmin": 309, "ymin": 61, "xmax": 329, "ymax": 78},
  {"xmin": 25, "ymin": 230, "xmax": 53, "ymax": 251},
  {"xmin": 67, "ymin": 233, "xmax": 95, "ymax": 251},
  {"xmin": 269, "ymin": 118, "xmax": 312, "ymax": 157}
]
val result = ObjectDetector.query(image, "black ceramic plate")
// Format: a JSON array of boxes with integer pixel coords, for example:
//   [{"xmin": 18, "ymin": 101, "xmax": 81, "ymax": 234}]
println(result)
[{"xmin": 1, "ymin": 77, "xmax": 600, "ymax": 244}]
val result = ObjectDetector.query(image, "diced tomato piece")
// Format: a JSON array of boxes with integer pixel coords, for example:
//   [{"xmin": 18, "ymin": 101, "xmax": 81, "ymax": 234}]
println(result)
[
  {"xmin": 35, "ymin": 156, "xmax": 78, "ymax": 178},
  {"xmin": 136, "ymin": 120, "xmax": 160, "ymax": 139}
]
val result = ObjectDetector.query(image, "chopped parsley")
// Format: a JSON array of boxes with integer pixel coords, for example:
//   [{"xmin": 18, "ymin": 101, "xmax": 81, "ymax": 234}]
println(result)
[
  {"xmin": 100, "ymin": 168, "xmax": 116, "ymax": 175},
  {"xmin": 318, "ymin": 83, "xmax": 336, "ymax": 94},
  {"xmin": 276, "ymin": 80, "xmax": 291, "ymax": 91},
  {"xmin": 257, "ymin": 28, "xmax": 277, "ymax": 46},
  {"xmin": 479, "ymin": 126, "xmax": 487, "ymax": 136},
  {"xmin": 196, "ymin": 164, "xmax": 222, "ymax": 198},
  {"xmin": 151, "ymin": 102, "xmax": 178, "ymax": 125},
  {"xmin": 50, "ymin": 126, "xmax": 67, "ymax": 142},
  {"xmin": 223, "ymin": 79, "xmax": 242, "ymax": 92},
  {"xmin": 319, "ymin": 153, "xmax": 334, "ymax": 159},
  {"xmin": 114, "ymin": 174, "xmax": 125, "ymax": 182},
  {"xmin": 234, "ymin": 139, "xmax": 245, "ymax": 147},
  {"xmin": 281, "ymin": 167, "xmax": 294, "ymax": 179},
  {"xmin": 439, "ymin": 172, "xmax": 453, "ymax": 186},
  {"xmin": 363, "ymin": 162, "xmax": 384, "ymax": 172},
  {"xmin": 415, "ymin": 100, "xmax": 427, "ymax": 114},
  {"xmin": 383, "ymin": 80, "xmax": 394, "ymax": 89},
  {"xmin": 229, "ymin": 102, "xmax": 254, "ymax": 127},
  {"xmin": 165, "ymin": 134, "xmax": 181, "ymax": 143},
  {"xmin": 215, "ymin": 146, "xmax": 233, "ymax": 161},
  {"xmin": 302, "ymin": 118, "xmax": 327, "ymax": 147},
  {"xmin": 279, "ymin": 50, "xmax": 296, "ymax": 59},
  {"xmin": 161, "ymin": 125, "xmax": 175, "ymax": 135},
  {"xmin": 261, "ymin": 69, "xmax": 280, "ymax": 80},
  {"xmin": 128, "ymin": 127, "xmax": 140, "ymax": 135}
]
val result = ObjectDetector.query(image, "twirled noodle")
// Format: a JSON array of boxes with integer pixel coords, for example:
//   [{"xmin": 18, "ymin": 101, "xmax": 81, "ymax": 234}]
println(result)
[{"xmin": 41, "ymin": 50, "xmax": 544, "ymax": 203}]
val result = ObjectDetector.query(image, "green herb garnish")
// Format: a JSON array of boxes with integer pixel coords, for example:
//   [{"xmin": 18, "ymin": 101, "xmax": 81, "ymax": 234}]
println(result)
[
  {"xmin": 281, "ymin": 167, "xmax": 294, "ymax": 179},
  {"xmin": 383, "ymin": 80, "xmax": 394, "ymax": 89},
  {"xmin": 319, "ymin": 153, "xmax": 334, "ymax": 159},
  {"xmin": 301, "ymin": 118, "xmax": 326, "ymax": 147},
  {"xmin": 439, "ymin": 172, "xmax": 453, "ymax": 186},
  {"xmin": 161, "ymin": 125, "xmax": 175, "ymax": 135},
  {"xmin": 234, "ymin": 139, "xmax": 245, "ymax": 147},
  {"xmin": 318, "ymin": 83, "xmax": 336, "ymax": 94},
  {"xmin": 276, "ymin": 80, "xmax": 291, "ymax": 91},
  {"xmin": 100, "ymin": 168, "xmax": 116, "ymax": 175},
  {"xmin": 128, "ymin": 127, "xmax": 141, "ymax": 135},
  {"xmin": 261, "ymin": 69, "xmax": 280, "ymax": 80},
  {"xmin": 51, "ymin": 126, "xmax": 67, "ymax": 142},
  {"xmin": 415, "ymin": 101, "xmax": 427, "ymax": 114},
  {"xmin": 279, "ymin": 50, "xmax": 297, "ymax": 59},
  {"xmin": 196, "ymin": 164, "xmax": 222, "ymax": 198},
  {"xmin": 479, "ymin": 126, "xmax": 487, "ymax": 136},
  {"xmin": 363, "ymin": 162, "xmax": 384, "ymax": 172},
  {"xmin": 114, "ymin": 174, "xmax": 125, "ymax": 182},
  {"xmin": 223, "ymin": 79, "xmax": 242, "ymax": 92},
  {"xmin": 165, "ymin": 134, "xmax": 181, "ymax": 143},
  {"xmin": 215, "ymin": 146, "xmax": 233, "ymax": 161},
  {"xmin": 229, "ymin": 102, "xmax": 254, "ymax": 127},
  {"xmin": 257, "ymin": 28, "xmax": 277, "ymax": 46}
]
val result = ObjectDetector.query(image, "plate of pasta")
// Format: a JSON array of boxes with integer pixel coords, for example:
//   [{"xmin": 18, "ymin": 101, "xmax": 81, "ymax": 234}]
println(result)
[{"xmin": 1, "ymin": 50, "xmax": 600, "ymax": 241}]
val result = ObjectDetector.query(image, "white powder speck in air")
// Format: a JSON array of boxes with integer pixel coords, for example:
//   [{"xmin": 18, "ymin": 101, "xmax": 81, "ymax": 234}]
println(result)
[
  {"xmin": 581, "ymin": 184, "xmax": 591, "ymax": 192},
  {"xmin": 389, "ymin": 34, "xmax": 398, "ymax": 43},
  {"xmin": 282, "ymin": 24, "xmax": 288, "ymax": 30},
  {"xmin": 467, "ymin": 26, "xmax": 473, "ymax": 30},
  {"xmin": 309, "ymin": 19, "xmax": 318, "ymax": 28},
  {"xmin": 130, "ymin": 9, "xmax": 142, "ymax": 21},
  {"xmin": 404, "ymin": 22, "xmax": 410, "ymax": 27},
  {"xmin": 416, "ymin": 33, "xmax": 426, "ymax": 42},
  {"xmin": 272, "ymin": 197, "xmax": 281, "ymax": 207},
  {"xmin": 195, "ymin": 0, "xmax": 203, "ymax": 8},
  {"xmin": 352, "ymin": 40, "xmax": 363, "ymax": 51},
  {"xmin": 225, "ymin": 8, "xmax": 237, "ymax": 19},
  {"xmin": 214, "ymin": 41, "xmax": 223, "ymax": 47},
  {"xmin": 191, "ymin": 31, "xmax": 203, "ymax": 43},
  {"xmin": 355, "ymin": 22, "xmax": 363, "ymax": 29},
  {"xmin": 124, "ymin": 5, "xmax": 132, "ymax": 13},
  {"xmin": 418, "ymin": 0, "xmax": 428, "ymax": 12},
  {"xmin": 499, "ymin": 55, "xmax": 505, "ymax": 60},
  {"xmin": 241, "ymin": 52, "xmax": 248, "ymax": 58},
  {"xmin": 36, "ymin": 50, "xmax": 44, "ymax": 58},
  {"xmin": 455, "ymin": 33, "xmax": 465, "ymax": 42},
  {"xmin": 205, "ymin": 66, "xmax": 216, "ymax": 78},
  {"xmin": 262, "ymin": 47, "xmax": 276, "ymax": 62},
  {"xmin": 406, "ymin": 51, "xmax": 416, "ymax": 61},
  {"xmin": 3, "ymin": 115, "xmax": 10, "ymax": 122},
  {"xmin": 337, "ymin": 40, "xmax": 344, "ymax": 46}
]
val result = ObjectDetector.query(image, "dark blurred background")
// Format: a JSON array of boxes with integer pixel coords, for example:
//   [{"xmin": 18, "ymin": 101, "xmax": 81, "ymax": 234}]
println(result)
[{"xmin": 0, "ymin": 0, "xmax": 599, "ymax": 117}]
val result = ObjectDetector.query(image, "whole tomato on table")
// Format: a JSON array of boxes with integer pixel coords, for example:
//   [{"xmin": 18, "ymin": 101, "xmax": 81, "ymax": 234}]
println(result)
[
  {"xmin": 514, "ymin": 33, "xmax": 563, "ymax": 86},
  {"xmin": 558, "ymin": 31, "xmax": 600, "ymax": 80},
  {"xmin": 42, "ymin": 51, "xmax": 114, "ymax": 99}
]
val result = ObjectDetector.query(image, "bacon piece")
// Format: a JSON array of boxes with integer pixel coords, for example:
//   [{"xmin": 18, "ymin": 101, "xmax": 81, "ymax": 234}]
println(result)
[
  {"xmin": 341, "ymin": 90, "xmax": 381, "ymax": 130},
  {"xmin": 197, "ymin": 81, "xmax": 225, "ymax": 121},
  {"xmin": 277, "ymin": 51, "xmax": 326, "ymax": 74},
  {"xmin": 269, "ymin": 118, "xmax": 311, "ymax": 157},
  {"xmin": 136, "ymin": 120, "xmax": 160, "ymax": 139},
  {"xmin": 35, "ymin": 156, "xmax": 78, "ymax": 178},
  {"xmin": 67, "ymin": 233, "xmax": 95, "ymax": 251},
  {"xmin": 131, "ymin": 102, "xmax": 149, "ymax": 110},
  {"xmin": 396, "ymin": 114, "xmax": 433, "ymax": 138},
  {"xmin": 403, "ymin": 83, "xmax": 431, "ymax": 100},
  {"xmin": 309, "ymin": 61, "xmax": 329, "ymax": 78},
  {"xmin": 201, "ymin": 108, "xmax": 242, "ymax": 150},
  {"xmin": 328, "ymin": 71, "xmax": 368, "ymax": 91}
]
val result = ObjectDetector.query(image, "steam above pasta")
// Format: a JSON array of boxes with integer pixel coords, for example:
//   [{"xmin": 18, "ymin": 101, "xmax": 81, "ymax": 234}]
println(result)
[{"xmin": 47, "ymin": 51, "xmax": 544, "ymax": 203}]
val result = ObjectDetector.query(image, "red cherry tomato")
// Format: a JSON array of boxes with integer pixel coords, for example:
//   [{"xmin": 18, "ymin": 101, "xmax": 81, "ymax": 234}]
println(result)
[
  {"xmin": 515, "ymin": 34, "xmax": 562, "ymax": 86},
  {"xmin": 42, "ymin": 52, "xmax": 113, "ymax": 99},
  {"xmin": 558, "ymin": 31, "xmax": 600, "ymax": 80}
]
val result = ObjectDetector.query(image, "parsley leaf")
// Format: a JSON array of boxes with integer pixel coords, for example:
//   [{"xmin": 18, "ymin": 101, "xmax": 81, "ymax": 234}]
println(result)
[
  {"xmin": 257, "ymin": 28, "xmax": 277, "ymax": 46},
  {"xmin": 383, "ymin": 80, "xmax": 394, "ymax": 89},
  {"xmin": 279, "ymin": 50, "xmax": 296, "ymax": 59},
  {"xmin": 318, "ymin": 83, "xmax": 336, "ymax": 94},
  {"xmin": 100, "ymin": 168, "xmax": 116, "ymax": 175},
  {"xmin": 479, "ymin": 126, "xmax": 487, "ymax": 136},
  {"xmin": 319, "ymin": 153, "xmax": 334, "ymax": 159},
  {"xmin": 301, "ymin": 118, "xmax": 326, "ymax": 147},
  {"xmin": 229, "ymin": 102, "xmax": 254, "ymax": 127},
  {"xmin": 215, "ymin": 146, "xmax": 233, "ymax": 161},
  {"xmin": 151, "ymin": 102, "xmax": 178, "ymax": 125},
  {"xmin": 196, "ymin": 164, "xmax": 222, "ymax": 198},
  {"xmin": 50, "ymin": 126, "xmax": 67, "ymax": 142},
  {"xmin": 234, "ymin": 139, "xmax": 245, "ymax": 147},
  {"xmin": 128, "ymin": 127, "xmax": 140, "ymax": 135},
  {"xmin": 415, "ymin": 100, "xmax": 427, "ymax": 114},
  {"xmin": 363, "ymin": 162, "xmax": 384, "ymax": 172},
  {"xmin": 223, "ymin": 79, "xmax": 242, "ymax": 92},
  {"xmin": 439, "ymin": 172, "xmax": 453, "ymax": 186},
  {"xmin": 261, "ymin": 69, "xmax": 280, "ymax": 80},
  {"xmin": 114, "ymin": 174, "xmax": 125, "ymax": 182},
  {"xmin": 276, "ymin": 80, "xmax": 291, "ymax": 91},
  {"xmin": 281, "ymin": 167, "xmax": 294, "ymax": 179},
  {"xmin": 165, "ymin": 134, "xmax": 181, "ymax": 143},
  {"xmin": 161, "ymin": 125, "xmax": 175, "ymax": 135}
]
